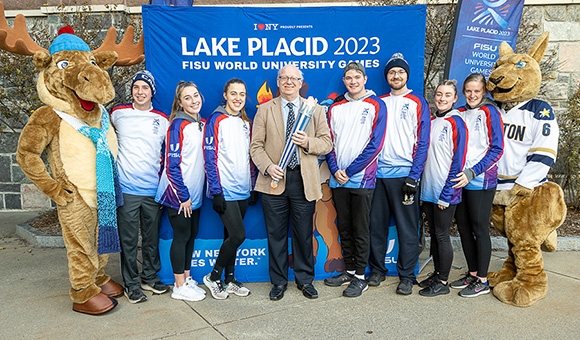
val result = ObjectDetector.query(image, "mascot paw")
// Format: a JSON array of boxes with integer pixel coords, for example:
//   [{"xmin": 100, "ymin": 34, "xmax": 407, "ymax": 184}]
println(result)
[
  {"xmin": 541, "ymin": 230, "xmax": 558, "ymax": 252},
  {"xmin": 511, "ymin": 183, "xmax": 533, "ymax": 198},
  {"xmin": 488, "ymin": 268, "xmax": 516, "ymax": 287},
  {"xmin": 72, "ymin": 292, "xmax": 117, "ymax": 315},
  {"xmin": 493, "ymin": 278, "xmax": 548, "ymax": 307},
  {"xmin": 54, "ymin": 183, "xmax": 74, "ymax": 205},
  {"xmin": 324, "ymin": 258, "xmax": 345, "ymax": 273},
  {"xmin": 493, "ymin": 190, "xmax": 516, "ymax": 206}
]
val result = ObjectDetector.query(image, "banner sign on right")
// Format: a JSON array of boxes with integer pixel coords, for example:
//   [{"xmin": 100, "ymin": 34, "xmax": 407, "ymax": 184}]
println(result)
[{"xmin": 445, "ymin": 0, "xmax": 525, "ymax": 107}]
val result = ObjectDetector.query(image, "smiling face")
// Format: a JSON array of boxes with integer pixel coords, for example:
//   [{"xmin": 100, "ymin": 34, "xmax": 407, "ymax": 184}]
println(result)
[
  {"xmin": 277, "ymin": 65, "xmax": 303, "ymax": 101},
  {"xmin": 386, "ymin": 66, "xmax": 408, "ymax": 94},
  {"xmin": 223, "ymin": 82, "xmax": 247, "ymax": 115},
  {"xmin": 434, "ymin": 84, "xmax": 457, "ymax": 113},
  {"xmin": 343, "ymin": 69, "xmax": 367, "ymax": 100},
  {"xmin": 178, "ymin": 86, "xmax": 202, "ymax": 116},
  {"xmin": 132, "ymin": 80, "xmax": 153, "ymax": 111},
  {"xmin": 463, "ymin": 81, "xmax": 486, "ymax": 108}
]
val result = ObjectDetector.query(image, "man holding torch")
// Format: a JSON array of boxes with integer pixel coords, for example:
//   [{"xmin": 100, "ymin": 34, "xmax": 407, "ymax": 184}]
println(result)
[{"xmin": 250, "ymin": 65, "xmax": 332, "ymax": 301}]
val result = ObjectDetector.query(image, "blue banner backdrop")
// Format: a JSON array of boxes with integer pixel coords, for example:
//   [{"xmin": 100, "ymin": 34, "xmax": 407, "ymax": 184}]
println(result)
[
  {"xmin": 142, "ymin": 5, "xmax": 426, "ymax": 283},
  {"xmin": 446, "ymin": 0, "xmax": 524, "ymax": 107}
]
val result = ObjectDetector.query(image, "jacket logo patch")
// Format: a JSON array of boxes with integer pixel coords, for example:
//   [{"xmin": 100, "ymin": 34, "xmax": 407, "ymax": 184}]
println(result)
[
  {"xmin": 438, "ymin": 126, "xmax": 448, "ymax": 142},
  {"xmin": 400, "ymin": 103, "xmax": 409, "ymax": 120},
  {"xmin": 360, "ymin": 108, "xmax": 369, "ymax": 124},
  {"xmin": 475, "ymin": 114, "xmax": 482, "ymax": 132},
  {"xmin": 152, "ymin": 118, "xmax": 160, "ymax": 135}
]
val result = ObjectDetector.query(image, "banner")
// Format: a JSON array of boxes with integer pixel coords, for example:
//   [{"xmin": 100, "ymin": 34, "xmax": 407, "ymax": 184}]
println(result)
[
  {"xmin": 444, "ymin": 0, "xmax": 525, "ymax": 107},
  {"xmin": 142, "ymin": 5, "xmax": 426, "ymax": 283}
]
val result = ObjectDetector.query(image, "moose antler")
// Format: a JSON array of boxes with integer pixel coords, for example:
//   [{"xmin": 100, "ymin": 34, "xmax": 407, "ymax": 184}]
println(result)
[
  {"xmin": 93, "ymin": 26, "xmax": 144, "ymax": 66},
  {"xmin": 0, "ymin": 1, "xmax": 144, "ymax": 66},
  {"xmin": 0, "ymin": 1, "xmax": 47, "ymax": 55}
]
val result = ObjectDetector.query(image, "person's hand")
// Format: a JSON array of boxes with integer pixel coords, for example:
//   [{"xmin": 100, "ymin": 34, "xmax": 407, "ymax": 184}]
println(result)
[
  {"xmin": 178, "ymin": 198, "xmax": 192, "ymax": 218},
  {"xmin": 438, "ymin": 204, "xmax": 447, "ymax": 210},
  {"xmin": 335, "ymin": 169, "xmax": 349, "ymax": 185},
  {"xmin": 291, "ymin": 130, "xmax": 309, "ymax": 149},
  {"xmin": 402, "ymin": 177, "xmax": 418, "ymax": 195},
  {"xmin": 212, "ymin": 193, "xmax": 227, "ymax": 214},
  {"xmin": 249, "ymin": 191, "xmax": 259, "ymax": 206},
  {"xmin": 451, "ymin": 172, "xmax": 469, "ymax": 189},
  {"xmin": 451, "ymin": 168, "xmax": 475, "ymax": 189},
  {"xmin": 267, "ymin": 164, "xmax": 284, "ymax": 182}
]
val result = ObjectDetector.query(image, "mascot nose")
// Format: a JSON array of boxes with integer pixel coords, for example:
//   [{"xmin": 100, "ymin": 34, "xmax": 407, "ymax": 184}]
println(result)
[{"xmin": 489, "ymin": 75, "xmax": 504, "ymax": 85}]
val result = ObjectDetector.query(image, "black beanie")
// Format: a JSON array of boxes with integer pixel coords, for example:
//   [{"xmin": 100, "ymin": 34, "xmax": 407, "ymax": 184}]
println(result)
[{"xmin": 384, "ymin": 53, "xmax": 410, "ymax": 80}]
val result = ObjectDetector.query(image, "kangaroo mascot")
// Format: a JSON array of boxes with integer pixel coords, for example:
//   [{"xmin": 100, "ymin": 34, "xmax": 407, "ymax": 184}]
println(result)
[
  {"xmin": 486, "ymin": 32, "xmax": 567, "ymax": 307},
  {"xmin": 1, "ymin": 2, "xmax": 143, "ymax": 314}
]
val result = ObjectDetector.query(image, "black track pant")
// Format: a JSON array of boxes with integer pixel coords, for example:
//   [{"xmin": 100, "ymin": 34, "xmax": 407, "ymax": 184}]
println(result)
[
  {"xmin": 168, "ymin": 207, "xmax": 200, "ymax": 274},
  {"xmin": 423, "ymin": 202, "xmax": 456, "ymax": 281},
  {"xmin": 214, "ymin": 199, "xmax": 248, "ymax": 276},
  {"xmin": 455, "ymin": 188, "xmax": 495, "ymax": 278}
]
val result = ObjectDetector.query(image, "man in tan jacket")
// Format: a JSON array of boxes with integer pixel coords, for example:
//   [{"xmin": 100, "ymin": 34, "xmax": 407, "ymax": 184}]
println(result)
[{"xmin": 250, "ymin": 64, "xmax": 332, "ymax": 301}]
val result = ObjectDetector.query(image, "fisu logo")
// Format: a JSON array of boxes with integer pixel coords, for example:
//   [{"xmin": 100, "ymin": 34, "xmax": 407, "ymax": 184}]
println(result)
[
  {"xmin": 400, "ymin": 103, "xmax": 410, "ymax": 120},
  {"xmin": 205, "ymin": 136, "xmax": 214, "ymax": 145},
  {"xmin": 473, "ymin": 0, "xmax": 511, "ymax": 29},
  {"xmin": 438, "ymin": 126, "xmax": 448, "ymax": 142},
  {"xmin": 360, "ymin": 108, "xmax": 369, "ymax": 124},
  {"xmin": 170, "ymin": 143, "xmax": 179, "ymax": 152}
]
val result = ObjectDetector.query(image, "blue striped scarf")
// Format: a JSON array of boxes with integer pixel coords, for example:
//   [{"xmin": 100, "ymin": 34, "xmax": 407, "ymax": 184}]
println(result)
[{"xmin": 55, "ymin": 106, "xmax": 123, "ymax": 254}]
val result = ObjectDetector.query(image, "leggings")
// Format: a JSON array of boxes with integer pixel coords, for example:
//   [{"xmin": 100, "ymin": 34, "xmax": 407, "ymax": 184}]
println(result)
[
  {"xmin": 215, "ymin": 200, "xmax": 248, "ymax": 276},
  {"xmin": 168, "ymin": 207, "xmax": 200, "ymax": 274},
  {"xmin": 455, "ymin": 188, "xmax": 495, "ymax": 278},
  {"xmin": 423, "ymin": 202, "xmax": 456, "ymax": 282}
]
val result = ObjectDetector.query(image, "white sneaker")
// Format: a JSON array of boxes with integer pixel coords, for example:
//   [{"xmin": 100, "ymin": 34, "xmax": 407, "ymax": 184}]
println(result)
[
  {"xmin": 225, "ymin": 279, "xmax": 251, "ymax": 297},
  {"xmin": 186, "ymin": 277, "xmax": 207, "ymax": 295},
  {"xmin": 171, "ymin": 284, "xmax": 205, "ymax": 302},
  {"xmin": 203, "ymin": 274, "xmax": 229, "ymax": 300}
]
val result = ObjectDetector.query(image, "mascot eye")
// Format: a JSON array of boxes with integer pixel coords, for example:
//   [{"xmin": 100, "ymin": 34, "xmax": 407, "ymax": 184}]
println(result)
[
  {"xmin": 516, "ymin": 61, "xmax": 527, "ymax": 69},
  {"xmin": 90, "ymin": 60, "xmax": 97, "ymax": 66},
  {"xmin": 56, "ymin": 60, "xmax": 69, "ymax": 69}
]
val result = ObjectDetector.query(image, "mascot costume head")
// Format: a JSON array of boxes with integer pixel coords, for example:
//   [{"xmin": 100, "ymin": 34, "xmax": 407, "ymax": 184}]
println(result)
[
  {"xmin": 0, "ymin": 1, "xmax": 144, "ymax": 314},
  {"xmin": 487, "ymin": 32, "xmax": 567, "ymax": 307}
]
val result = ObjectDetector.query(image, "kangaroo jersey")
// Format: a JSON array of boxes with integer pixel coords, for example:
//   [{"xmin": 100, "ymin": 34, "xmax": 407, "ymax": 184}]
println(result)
[
  {"xmin": 110, "ymin": 104, "xmax": 169, "ymax": 196},
  {"xmin": 156, "ymin": 114, "xmax": 205, "ymax": 210},
  {"xmin": 326, "ymin": 91, "xmax": 387, "ymax": 189},
  {"xmin": 457, "ymin": 103, "xmax": 504, "ymax": 190},
  {"xmin": 497, "ymin": 99, "xmax": 559, "ymax": 191},
  {"xmin": 204, "ymin": 107, "xmax": 255, "ymax": 201},
  {"xmin": 421, "ymin": 111, "xmax": 468, "ymax": 206},
  {"xmin": 377, "ymin": 90, "xmax": 431, "ymax": 180}
]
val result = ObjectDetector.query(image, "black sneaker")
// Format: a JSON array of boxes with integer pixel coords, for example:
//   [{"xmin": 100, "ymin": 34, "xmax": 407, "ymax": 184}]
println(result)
[
  {"xmin": 141, "ymin": 281, "xmax": 169, "ymax": 294},
  {"xmin": 450, "ymin": 273, "xmax": 477, "ymax": 289},
  {"xmin": 124, "ymin": 287, "xmax": 147, "ymax": 304},
  {"xmin": 459, "ymin": 279, "xmax": 490, "ymax": 298},
  {"xmin": 419, "ymin": 280, "xmax": 450, "ymax": 297},
  {"xmin": 418, "ymin": 272, "xmax": 438, "ymax": 288},
  {"xmin": 366, "ymin": 272, "xmax": 386, "ymax": 287},
  {"xmin": 342, "ymin": 277, "xmax": 368, "ymax": 297},
  {"xmin": 324, "ymin": 272, "xmax": 354, "ymax": 287},
  {"xmin": 396, "ymin": 279, "xmax": 413, "ymax": 295}
]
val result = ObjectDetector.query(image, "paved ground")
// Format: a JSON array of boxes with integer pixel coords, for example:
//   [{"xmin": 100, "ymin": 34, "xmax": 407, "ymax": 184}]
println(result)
[{"xmin": 1, "ymin": 211, "xmax": 579, "ymax": 340}]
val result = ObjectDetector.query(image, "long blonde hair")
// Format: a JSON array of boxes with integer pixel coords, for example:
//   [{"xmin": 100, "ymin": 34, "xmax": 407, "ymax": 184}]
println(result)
[{"xmin": 223, "ymin": 78, "xmax": 252, "ymax": 124}]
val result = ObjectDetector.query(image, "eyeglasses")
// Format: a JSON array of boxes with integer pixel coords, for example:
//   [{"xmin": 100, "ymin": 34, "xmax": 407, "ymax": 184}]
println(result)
[
  {"xmin": 278, "ymin": 76, "xmax": 302, "ymax": 83},
  {"xmin": 387, "ymin": 70, "xmax": 407, "ymax": 77}
]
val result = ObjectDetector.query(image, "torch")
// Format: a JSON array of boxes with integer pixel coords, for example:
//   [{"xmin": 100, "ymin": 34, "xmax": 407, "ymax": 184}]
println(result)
[{"xmin": 271, "ymin": 96, "xmax": 318, "ymax": 188}]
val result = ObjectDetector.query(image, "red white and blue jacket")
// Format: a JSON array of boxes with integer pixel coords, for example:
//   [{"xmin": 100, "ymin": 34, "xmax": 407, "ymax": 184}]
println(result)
[
  {"xmin": 421, "ymin": 110, "xmax": 468, "ymax": 207},
  {"xmin": 155, "ymin": 112, "xmax": 205, "ymax": 211},
  {"xmin": 203, "ymin": 106, "xmax": 256, "ymax": 201},
  {"xmin": 110, "ymin": 104, "xmax": 169, "ymax": 196},
  {"xmin": 326, "ymin": 90, "xmax": 387, "ymax": 189},
  {"xmin": 497, "ymin": 99, "xmax": 558, "ymax": 190},
  {"xmin": 457, "ymin": 98, "xmax": 504, "ymax": 190},
  {"xmin": 377, "ymin": 90, "xmax": 431, "ymax": 180}
]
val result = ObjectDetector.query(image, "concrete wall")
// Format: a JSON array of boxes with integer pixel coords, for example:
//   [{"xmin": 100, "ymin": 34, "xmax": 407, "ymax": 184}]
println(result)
[{"xmin": 1, "ymin": 2, "xmax": 579, "ymax": 210}]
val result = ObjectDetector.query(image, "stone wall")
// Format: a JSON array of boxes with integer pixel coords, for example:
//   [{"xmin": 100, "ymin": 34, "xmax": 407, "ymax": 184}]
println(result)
[{"xmin": 1, "ymin": 2, "xmax": 579, "ymax": 210}]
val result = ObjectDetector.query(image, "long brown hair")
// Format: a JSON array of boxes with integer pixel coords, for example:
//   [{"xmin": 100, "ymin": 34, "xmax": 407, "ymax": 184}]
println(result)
[
  {"xmin": 170, "ymin": 81, "xmax": 203, "ymax": 121},
  {"xmin": 223, "ymin": 78, "xmax": 252, "ymax": 124}
]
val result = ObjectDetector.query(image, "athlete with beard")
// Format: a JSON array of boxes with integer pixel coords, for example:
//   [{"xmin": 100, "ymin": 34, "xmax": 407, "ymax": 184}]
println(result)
[{"xmin": 367, "ymin": 53, "xmax": 431, "ymax": 295}]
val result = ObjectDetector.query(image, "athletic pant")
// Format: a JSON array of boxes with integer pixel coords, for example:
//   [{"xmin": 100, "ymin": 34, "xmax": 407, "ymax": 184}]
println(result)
[
  {"xmin": 455, "ymin": 188, "xmax": 495, "ymax": 278},
  {"xmin": 214, "ymin": 199, "xmax": 248, "ymax": 276},
  {"xmin": 167, "ymin": 207, "xmax": 200, "ymax": 274},
  {"xmin": 423, "ymin": 202, "xmax": 456, "ymax": 282},
  {"xmin": 332, "ymin": 187, "xmax": 374, "ymax": 275},
  {"xmin": 369, "ymin": 177, "xmax": 421, "ymax": 282},
  {"xmin": 117, "ymin": 193, "xmax": 163, "ymax": 289}
]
